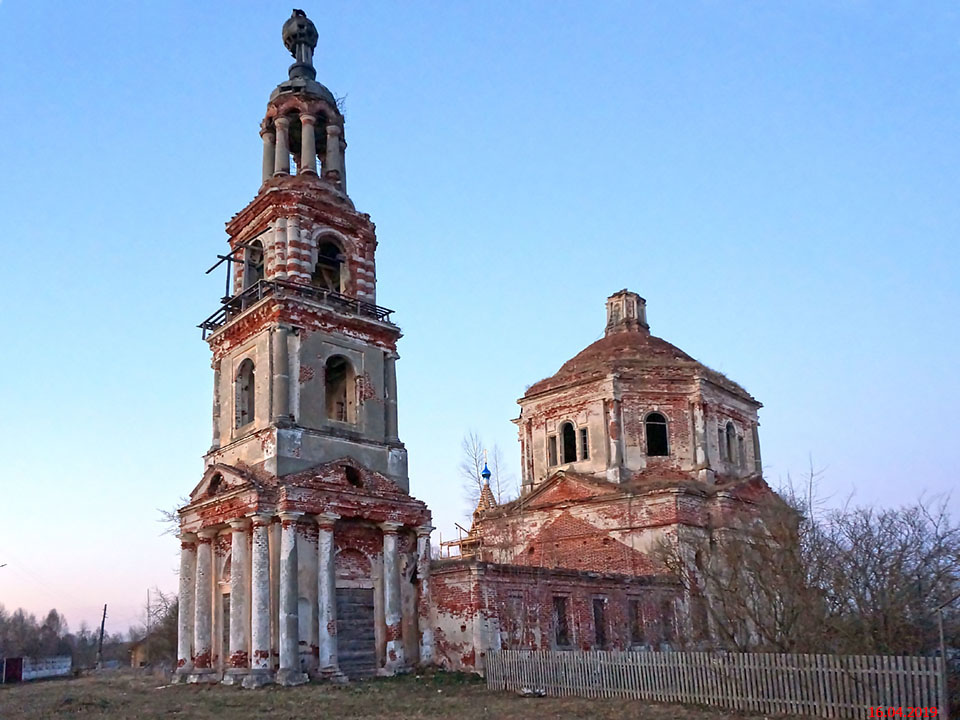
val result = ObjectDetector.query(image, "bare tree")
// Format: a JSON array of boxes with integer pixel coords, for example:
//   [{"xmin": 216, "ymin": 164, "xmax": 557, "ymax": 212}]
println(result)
[
  {"xmin": 488, "ymin": 444, "xmax": 517, "ymax": 505},
  {"xmin": 656, "ymin": 489, "xmax": 825, "ymax": 652},
  {"xmin": 655, "ymin": 485, "xmax": 960, "ymax": 657},
  {"xmin": 158, "ymin": 496, "xmax": 190, "ymax": 536},
  {"xmin": 459, "ymin": 430, "xmax": 486, "ymax": 513}
]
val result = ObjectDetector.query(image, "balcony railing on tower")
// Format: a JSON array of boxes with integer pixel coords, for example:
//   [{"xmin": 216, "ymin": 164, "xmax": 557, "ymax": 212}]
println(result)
[{"xmin": 198, "ymin": 279, "xmax": 395, "ymax": 339}]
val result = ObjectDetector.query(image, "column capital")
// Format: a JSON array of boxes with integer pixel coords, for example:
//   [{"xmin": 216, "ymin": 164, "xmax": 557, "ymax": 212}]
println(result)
[
  {"xmin": 260, "ymin": 128, "xmax": 276, "ymax": 140},
  {"xmin": 325, "ymin": 123, "xmax": 342, "ymax": 137},
  {"xmin": 197, "ymin": 527, "xmax": 219, "ymax": 541},
  {"xmin": 300, "ymin": 113, "xmax": 317, "ymax": 125},
  {"xmin": 275, "ymin": 115, "xmax": 291, "ymax": 129},
  {"xmin": 314, "ymin": 511, "xmax": 340, "ymax": 529},
  {"xmin": 247, "ymin": 511, "xmax": 274, "ymax": 526},
  {"xmin": 380, "ymin": 520, "xmax": 403, "ymax": 534},
  {"xmin": 415, "ymin": 524, "xmax": 435, "ymax": 537},
  {"xmin": 228, "ymin": 517, "xmax": 251, "ymax": 531},
  {"xmin": 278, "ymin": 510, "xmax": 304, "ymax": 524},
  {"xmin": 178, "ymin": 531, "xmax": 198, "ymax": 543}
]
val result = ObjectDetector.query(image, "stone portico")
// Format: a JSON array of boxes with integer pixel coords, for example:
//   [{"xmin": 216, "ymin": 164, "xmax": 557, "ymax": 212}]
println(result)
[{"xmin": 175, "ymin": 462, "xmax": 432, "ymax": 686}]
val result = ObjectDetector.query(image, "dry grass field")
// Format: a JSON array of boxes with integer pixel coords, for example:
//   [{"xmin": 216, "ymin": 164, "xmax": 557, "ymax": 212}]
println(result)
[{"xmin": 0, "ymin": 670, "xmax": 794, "ymax": 719}]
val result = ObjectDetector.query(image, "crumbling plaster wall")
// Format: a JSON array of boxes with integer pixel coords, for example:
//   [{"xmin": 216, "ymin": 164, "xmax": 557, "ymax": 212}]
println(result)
[
  {"xmin": 296, "ymin": 328, "xmax": 385, "ymax": 438},
  {"xmin": 519, "ymin": 370, "xmax": 762, "ymax": 491},
  {"xmin": 520, "ymin": 378, "xmax": 611, "ymax": 487},
  {"xmin": 477, "ymin": 490, "xmax": 704, "ymax": 575},
  {"xmin": 428, "ymin": 561, "xmax": 683, "ymax": 673}
]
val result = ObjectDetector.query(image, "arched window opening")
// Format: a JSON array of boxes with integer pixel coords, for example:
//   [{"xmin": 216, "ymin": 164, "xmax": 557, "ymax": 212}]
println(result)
[
  {"xmin": 725, "ymin": 422, "xmax": 737, "ymax": 464},
  {"xmin": 208, "ymin": 473, "xmax": 223, "ymax": 496},
  {"xmin": 312, "ymin": 240, "xmax": 343, "ymax": 293},
  {"xmin": 235, "ymin": 359, "xmax": 255, "ymax": 428},
  {"xmin": 645, "ymin": 413, "xmax": 669, "ymax": 456},
  {"xmin": 343, "ymin": 465, "xmax": 362, "ymax": 487},
  {"xmin": 325, "ymin": 355, "xmax": 355, "ymax": 423},
  {"xmin": 244, "ymin": 239, "xmax": 264, "ymax": 289},
  {"xmin": 561, "ymin": 422, "xmax": 577, "ymax": 464},
  {"xmin": 221, "ymin": 552, "xmax": 232, "ymax": 585}
]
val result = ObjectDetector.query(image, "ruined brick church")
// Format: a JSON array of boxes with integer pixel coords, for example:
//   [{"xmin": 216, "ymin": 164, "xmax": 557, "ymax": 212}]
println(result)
[{"xmin": 174, "ymin": 10, "xmax": 777, "ymax": 685}]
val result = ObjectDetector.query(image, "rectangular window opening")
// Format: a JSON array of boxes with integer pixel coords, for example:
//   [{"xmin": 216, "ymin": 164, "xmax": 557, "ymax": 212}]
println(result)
[
  {"xmin": 592, "ymin": 598, "xmax": 607, "ymax": 649},
  {"xmin": 580, "ymin": 428, "xmax": 589, "ymax": 460},
  {"xmin": 505, "ymin": 593, "xmax": 524, "ymax": 649},
  {"xmin": 660, "ymin": 599, "xmax": 675, "ymax": 644},
  {"xmin": 548, "ymin": 436, "xmax": 558, "ymax": 466},
  {"xmin": 552, "ymin": 596, "xmax": 571, "ymax": 648},
  {"xmin": 629, "ymin": 598, "xmax": 643, "ymax": 646}
]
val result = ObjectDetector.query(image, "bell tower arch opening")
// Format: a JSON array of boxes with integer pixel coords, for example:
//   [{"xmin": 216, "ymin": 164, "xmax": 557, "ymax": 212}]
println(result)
[
  {"xmin": 312, "ymin": 239, "xmax": 344, "ymax": 293},
  {"xmin": 244, "ymin": 239, "xmax": 264, "ymax": 289}
]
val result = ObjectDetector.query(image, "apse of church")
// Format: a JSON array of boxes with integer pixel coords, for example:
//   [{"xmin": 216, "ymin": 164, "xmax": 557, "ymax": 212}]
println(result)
[{"xmin": 175, "ymin": 11, "xmax": 432, "ymax": 687}]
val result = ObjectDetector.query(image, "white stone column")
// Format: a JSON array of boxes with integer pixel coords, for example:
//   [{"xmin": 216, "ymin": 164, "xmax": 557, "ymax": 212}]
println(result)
[
  {"xmin": 316, "ymin": 512, "xmax": 342, "ymax": 678},
  {"xmin": 189, "ymin": 528, "xmax": 218, "ymax": 681},
  {"xmin": 276, "ymin": 511, "xmax": 307, "ymax": 686},
  {"xmin": 243, "ymin": 513, "xmax": 273, "ymax": 688},
  {"xmin": 415, "ymin": 525, "xmax": 435, "ymax": 666},
  {"xmin": 274, "ymin": 116, "xmax": 291, "ymax": 176},
  {"xmin": 384, "ymin": 353, "xmax": 399, "ymax": 443},
  {"xmin": 223, "ymin": 518, "xmax": 251, "ymax": 684},
  {"xmin": 380, "ymin": 521, "xmax": 405, "ymax": 673},
  {"xmin": 324, "ymin": 124, "xmax": 343, "ymax": 186},
  {"xmin": 299, "ymin": 114, "xmax": 318, "ymax": 175},
  {"xmin": 261, "ymin": 129, "xmax": 276, "ymax": 183},
  {"xmin": 175, "ymin": 533, "xmax": 197, "ymax": 680}
]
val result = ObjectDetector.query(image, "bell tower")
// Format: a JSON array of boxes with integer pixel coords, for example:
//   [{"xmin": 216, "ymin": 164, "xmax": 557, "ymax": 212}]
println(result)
[{"xmin": 200, "ymin": 10, "xmax": 407, "ymax": 489}]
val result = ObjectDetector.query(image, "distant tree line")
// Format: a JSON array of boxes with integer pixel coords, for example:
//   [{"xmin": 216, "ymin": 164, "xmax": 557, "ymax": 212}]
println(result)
[{"xmin": 0, "ymin": 588, "xmax": 178, "ymax": 668}]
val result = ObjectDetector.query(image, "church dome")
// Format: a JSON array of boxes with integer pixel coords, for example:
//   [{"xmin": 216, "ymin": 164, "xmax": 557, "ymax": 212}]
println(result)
[{"xmin": 524, "ymin": 290, "xmax": 754, "ymax": 402}]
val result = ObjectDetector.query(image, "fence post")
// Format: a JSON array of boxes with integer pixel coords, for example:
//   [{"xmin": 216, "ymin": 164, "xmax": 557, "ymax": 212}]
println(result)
[{"xmin": 937, "ymin": 655, "xmax": 949, "ymax": 720}]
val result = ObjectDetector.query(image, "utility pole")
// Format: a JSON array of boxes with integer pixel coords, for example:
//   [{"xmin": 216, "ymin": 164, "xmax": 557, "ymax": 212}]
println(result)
[{"xmin": 95, "ymin": 604, "xmax": 107, "ymax": 670}]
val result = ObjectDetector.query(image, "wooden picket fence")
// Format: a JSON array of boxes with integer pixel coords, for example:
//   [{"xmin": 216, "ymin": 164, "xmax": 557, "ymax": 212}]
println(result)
[{"xmin": 485, "ymin": 650, "xmax": 948, "ymax": 718}]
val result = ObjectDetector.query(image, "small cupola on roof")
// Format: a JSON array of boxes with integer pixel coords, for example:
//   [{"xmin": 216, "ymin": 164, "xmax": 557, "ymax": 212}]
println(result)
[
  {"xmin": 605, "ymin": 289, "xmax": 648, "ymax": 336},
  {"xmin": 283, "ymin": 9, "xmax": 319, "ymax": 81},
  {"xmin": 259, "ymin": 9, "xmax": 348, "ymax": 194},
  {"xmin": 272, "ymin": 9, "xmax": 336, "ymax": 105}
]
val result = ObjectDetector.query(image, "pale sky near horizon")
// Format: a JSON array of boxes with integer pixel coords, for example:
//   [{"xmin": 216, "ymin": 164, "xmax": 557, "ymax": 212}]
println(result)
[{"xmin": 1, "ymin": 1, "xmax": 958, "ymax": 636}]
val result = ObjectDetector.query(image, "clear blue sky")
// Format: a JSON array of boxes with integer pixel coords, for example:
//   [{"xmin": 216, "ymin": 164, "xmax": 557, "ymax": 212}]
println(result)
[{"xmin": 1, "ymin": 1, "xmax": 957, "ymax": 634}]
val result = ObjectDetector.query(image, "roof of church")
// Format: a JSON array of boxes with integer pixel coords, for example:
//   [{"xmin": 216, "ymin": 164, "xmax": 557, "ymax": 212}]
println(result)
[
  {"xmin": 523, "ymin": 298, "xmax": 756, "ymax": 403},
  {"xmin": 482, "ymin": 468, "xmax": 774, "ymax": 519}
]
